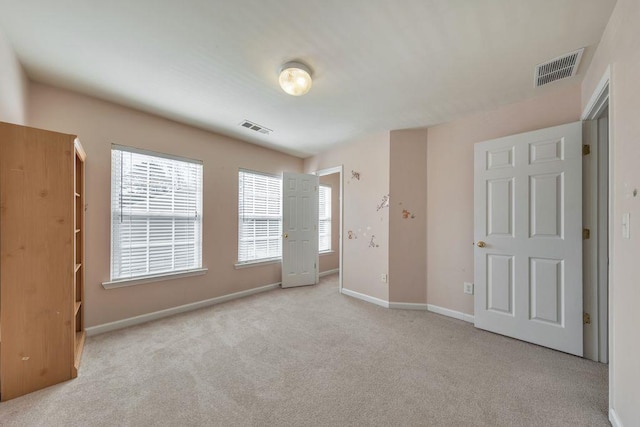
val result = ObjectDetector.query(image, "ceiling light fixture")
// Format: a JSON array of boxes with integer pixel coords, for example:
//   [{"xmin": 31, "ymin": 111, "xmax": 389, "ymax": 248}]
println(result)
[{"xmin": 279, "ymin": 61, "xmax": 312, "ymax": 96}]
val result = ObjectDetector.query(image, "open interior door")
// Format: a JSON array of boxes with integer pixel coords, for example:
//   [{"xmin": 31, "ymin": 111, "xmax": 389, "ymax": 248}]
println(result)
[
  {"xmin": 282, "ymin": 172, "xmax": 318, "ymax": 288},
  {"xmin": 473, "ymin": 122, "xmax": 583, "ymax": 356}
]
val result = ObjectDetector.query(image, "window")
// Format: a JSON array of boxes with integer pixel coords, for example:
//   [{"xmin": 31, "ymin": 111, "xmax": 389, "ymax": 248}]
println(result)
[
  {"xmin": 238, "ymin": 170, "xmax": 282, "ymax": 263},
  {"xmin": 110, "ymin": 145, "xmax": 203, "ymax": 281},
  {"xmin": 319, "ymin": 184, "xmax": 332, "ymax": 252}
]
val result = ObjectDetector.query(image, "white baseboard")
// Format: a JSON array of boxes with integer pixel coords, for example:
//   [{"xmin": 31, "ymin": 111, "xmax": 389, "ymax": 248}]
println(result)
[
  {"xmin": 319, "ymin": 268, "xmax": 339, "ymax": 278},
  {"xmin": 86, "ymin": 282, "xmax": 281, "ymax": 336},
  {"xmin": 389, "ymin": 302, "xmax": 428, "ymax": 310},
  {"xmin": 427, "ymin": 304, "xmax": 475, "ymax": 323},
  {"xmin": 340, "ymin": 291, "xmax": 473, "ymax": 323},
  {"xmin": 610, "ymin": 408, "xmax": 623, "ymax": 427},
  {"xmin": 341, "ymin": 288, "xmax": 389, "ymax": 308}
]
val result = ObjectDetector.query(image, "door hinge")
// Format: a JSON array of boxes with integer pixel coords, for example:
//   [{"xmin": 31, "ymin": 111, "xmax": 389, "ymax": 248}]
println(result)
[
  {"xmin": 314, "ymin": 262, "xmax": 316, "ymax": 270},
  {"xmin": 583, "ymin": 228, "xmax": 590, "ymax": 239},
  {"xmin": 583, "ymin": 144, "xmax": 591, "ymax": 155},
  {"xmin": 583, "ymin": 312, "xmax": 591, "ymax": 325}
]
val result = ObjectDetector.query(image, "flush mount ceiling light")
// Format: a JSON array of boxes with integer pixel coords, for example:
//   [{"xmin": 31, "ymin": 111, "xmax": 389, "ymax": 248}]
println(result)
[{"xmin": 279, "ymin": 61, "xmax": 312, "ymax": 96}]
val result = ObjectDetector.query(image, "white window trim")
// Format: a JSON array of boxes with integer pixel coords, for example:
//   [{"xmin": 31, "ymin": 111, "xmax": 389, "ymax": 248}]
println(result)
[
  {"xmin": 102, "ymin": 268, "xmax": 208, "ymax": 289},
  {"xmin": 111, "ymin": 144, "xmax": 203, "ymax": 165},
  {"xmin": 234, "ymin": 257, "xmax": 281, "ymax": 269}
]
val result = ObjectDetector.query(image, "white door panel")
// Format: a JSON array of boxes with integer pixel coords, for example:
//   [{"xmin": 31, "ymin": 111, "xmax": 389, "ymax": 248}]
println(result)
[
  {"xmin": 282, "ymin": 172, "xmax": 318, "ymax": 288},
  {"xmin": 474, "ymin": 122, "xmax": 583, "ymax": 356}
]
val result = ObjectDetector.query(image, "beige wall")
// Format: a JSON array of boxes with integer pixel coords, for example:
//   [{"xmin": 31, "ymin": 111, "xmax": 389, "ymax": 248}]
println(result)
[
  {"xmin": 389, "ymin": 129, "xmax": 427, "ymax": 303},
  {"xmin": 426, "ymin": 83, "xmax": 582, "ymax": 315},
  {"xmin": 305, "ymin": 133, "xmax": 390, "ymax": 301},
  {"xmin": 581, "ymin": 0, "xmax": 640, "ymax": 424},
  {"xmin": 28, "ymin": 82, "xmax": 303, "ymax": 327},
  {"xmin": 319, "ymin": 172, "xmax": 340, "ymax": 273},
  {"xmin": 0, "ymin": 29, "xmax": 28, "ymax": 125}
]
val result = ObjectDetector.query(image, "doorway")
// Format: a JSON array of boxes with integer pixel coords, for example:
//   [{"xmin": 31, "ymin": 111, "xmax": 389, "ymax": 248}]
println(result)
[
  {"xmin": 582, "ymin": 74, "xmax": 610, "ymax": 363},
  {"xmin": 316, "ymin": 166, "xmax": 343, "ymax": 292}
]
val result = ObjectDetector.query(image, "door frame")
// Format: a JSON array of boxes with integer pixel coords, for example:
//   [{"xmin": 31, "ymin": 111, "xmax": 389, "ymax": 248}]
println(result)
[
  {"xmin": 316, "ymin": 165, "xmax": 344, "ymax": 292},
  {"xmin": 580, "ymin": 65, "xmax": 612, "ymax": 413}
]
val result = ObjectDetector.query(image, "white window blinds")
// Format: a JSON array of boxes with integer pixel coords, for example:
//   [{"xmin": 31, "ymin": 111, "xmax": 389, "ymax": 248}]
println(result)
[
  {"xmin": 238, "ymin": 170, "xmax": 282, "ymax": 263},
  {"xmin": 319, "ymin": 185, "xmax": 332, "ymax": 252},
  {"xmin": 111, "ymin": 146, "xmax": 203, "ymax": 281}
]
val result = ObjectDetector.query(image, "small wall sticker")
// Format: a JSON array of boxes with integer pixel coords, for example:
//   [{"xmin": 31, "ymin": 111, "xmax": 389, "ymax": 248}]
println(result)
[
  {"xmin": 369, "ymin": 235, "xmax": 379, "ymax": 248},
  {"xmin": 402, "ymin": 209, "xmax": 416, "ymax": 219},
  {"xmin": 351, "ymin": 170, "xmax": 361, "ymax": 181},
  {"xmin": 348, "ymin": 230, "xmax": 358, "ymax": 239},
  {"xmin": 376, "ymin": 194, "xmax": 390, "ymax": 211}
]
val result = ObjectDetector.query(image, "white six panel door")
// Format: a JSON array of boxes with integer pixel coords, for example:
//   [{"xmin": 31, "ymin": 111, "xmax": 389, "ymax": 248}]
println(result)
[
  {"xmin": 474, "ymin": 122, "xmax": 583, "ymax": 356},
  {"xmin": 282, "ymin": 172, "xmax": 318, "ymax": 288}
]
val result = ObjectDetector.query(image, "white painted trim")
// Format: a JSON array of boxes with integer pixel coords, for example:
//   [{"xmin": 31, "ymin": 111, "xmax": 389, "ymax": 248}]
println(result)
[
  {"xmin": 582, "ymin": 119, "xmax": 599, "ymax": 362},
  {"xmin": 112, "ymin": 143, "xmax": 202, "ymax": 165},
  {"xmin": 234, "ymin": 258, "xmax": 280, "ymax": 269},
  {"xmin": 609, "ymin": 408, "xmax": 623, "ymax": 427},
  {"xmin": 87, "ymin": 282, "xmax": 280, "ymax": 336},
  {"xmin": 315, "ymin": 165, "xmax": 342, "ymax": 176},
  {"xmin": 341, "ymin": 288, "xmax": 389, "ymax": 308},
  {"xmin": 319, "ymin": 268, "xmax": 340, "ymax": 278},
  {"xmin": 582, "ymin": 66, "xmax": 614, "ymax": 412},
  {"xmin": 427, "ymin": 304, "xmax": 475, "ymax": 323},
  {"xmin": 102, "ymin": 268, "xmax": 208, "ymax": 289},
  {"xmin": 581, "ymin": 66, "xmax": 610, "ymax": 120},
  {"xmin": 607, "ymin": 74, "xmax": 615, "ymax": 420},
  {"xmin": 389, "ymin": 302, "xmax": 428, "ymax": 310}
]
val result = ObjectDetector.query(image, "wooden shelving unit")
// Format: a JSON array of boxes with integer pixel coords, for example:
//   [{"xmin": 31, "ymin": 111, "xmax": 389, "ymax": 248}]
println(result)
[
  {"xmin": 73, "ymin": 140, "xmax": 86, "ymax": 379},
  {"xmin": 0, "ymin": 122, "xmax": 86, "ymax": 401}
]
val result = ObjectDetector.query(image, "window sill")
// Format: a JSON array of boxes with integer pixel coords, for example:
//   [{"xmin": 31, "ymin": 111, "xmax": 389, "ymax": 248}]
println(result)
[
  {"xmin": 234, "ymin": 258, "xmax": 281, "ymax": 269},
  {"xmin": 319, "ymin": 250, "xmax": 335, "ymax": 256},
  {"xmin": 102, "ymin": 268, "xmax": 208, "ymax": 290}
]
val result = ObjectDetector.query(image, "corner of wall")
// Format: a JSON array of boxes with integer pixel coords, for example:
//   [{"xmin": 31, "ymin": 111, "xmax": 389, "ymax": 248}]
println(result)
[
  {"xmin": 389, "ymin": 129, "xmax": 428, "ymax": 304},
  {"xmin": 0, "ymin": 27, "xmax": 29, "ymax": 125},
  {"xmin": 304, "ymin": 132, "xmax": 391, "ymax": 302}
]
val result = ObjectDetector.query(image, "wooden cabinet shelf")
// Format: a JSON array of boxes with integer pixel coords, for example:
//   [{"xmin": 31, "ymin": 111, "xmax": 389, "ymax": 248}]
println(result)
[
  {"xmin": 0, "ymin": 122, "xmax": 86, "ymax": 401},
  {"xmin": 74, "ymin": 331, "xmax": 86, "ymax": 370}
]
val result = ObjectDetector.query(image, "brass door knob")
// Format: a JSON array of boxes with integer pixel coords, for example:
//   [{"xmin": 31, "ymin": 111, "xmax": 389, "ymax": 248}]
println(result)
[
  {"xmin": 283, "ymin": 233, "xmax": 288, "ymax": 238},
  {"xmin": 476, "ymin": 241, "xmax": 486, "ymax": 248}
]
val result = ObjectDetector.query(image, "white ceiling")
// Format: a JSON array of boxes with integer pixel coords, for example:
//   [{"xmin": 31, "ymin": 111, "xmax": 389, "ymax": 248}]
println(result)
[{"xmin": 0, "ymin": 0, "xmax": 616, "ymax": 157}]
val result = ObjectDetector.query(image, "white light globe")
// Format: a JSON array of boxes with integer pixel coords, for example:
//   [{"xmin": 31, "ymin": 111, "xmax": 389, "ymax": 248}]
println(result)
[{"xmin": 279, "ymin": 62, "xmax": 312, "ymax": 96}]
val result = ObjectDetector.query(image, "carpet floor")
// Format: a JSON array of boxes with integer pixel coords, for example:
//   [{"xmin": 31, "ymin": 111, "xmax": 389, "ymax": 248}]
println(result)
[{"xmin": 0, "ymin": 274, "xmax": 609, "ymax": 426}]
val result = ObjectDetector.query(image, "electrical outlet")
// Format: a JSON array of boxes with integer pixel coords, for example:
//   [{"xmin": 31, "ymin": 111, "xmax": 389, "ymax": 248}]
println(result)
[
  {"xmin": 464, "ymin": 282, "xmax": 474, "ymax": 295},
  {"xmin": 622, "ymin": 213, "xmax": 630, "ymax": 239},
  {"xmin": 381, "ymin": 273, "xmax": 388, "ymax": 283}
]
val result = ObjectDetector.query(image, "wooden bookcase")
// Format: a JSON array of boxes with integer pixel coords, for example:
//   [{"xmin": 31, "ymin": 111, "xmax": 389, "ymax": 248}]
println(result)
[
  {"xmin": 0, "ymin": 121, "xmax": 86, "ymax": 401},
  {"xmin": 73, "ymin": 139, "xmax": 86, "ymax": 378}
]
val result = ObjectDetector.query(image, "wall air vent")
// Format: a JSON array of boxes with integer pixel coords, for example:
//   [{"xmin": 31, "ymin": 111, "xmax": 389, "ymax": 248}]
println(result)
[
  {"xmin": 534, "ymin": 48, "xmax": 584, "ymax": 87},
  {"xmin": 239, "ymin": 120, "xmax": 272, "ymax": 135}
]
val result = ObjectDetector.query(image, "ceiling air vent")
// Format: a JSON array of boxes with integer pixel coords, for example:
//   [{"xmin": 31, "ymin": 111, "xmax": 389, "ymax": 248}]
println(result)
[
  {"xmin": 534, "ymin": 48, "xmax": 584, "ymax": 87},
  {"xmin": 239, "ymin": 120, "xmax": 272, "ymax": 135}
]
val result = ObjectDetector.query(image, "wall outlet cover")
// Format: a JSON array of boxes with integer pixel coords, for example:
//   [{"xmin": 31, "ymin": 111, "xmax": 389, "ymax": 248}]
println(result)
[{"xmin": 464, "ymin": 282, "xmax": 474, "ymax": 295}]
